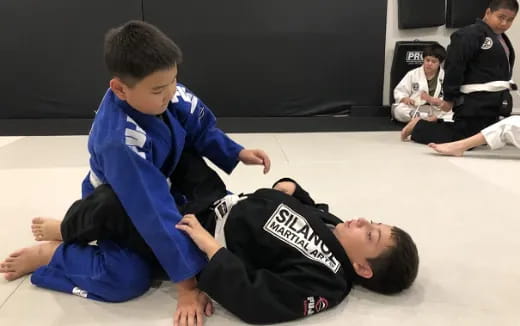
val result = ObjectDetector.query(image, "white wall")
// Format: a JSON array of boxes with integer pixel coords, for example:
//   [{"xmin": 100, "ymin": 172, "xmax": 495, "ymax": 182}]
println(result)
[
  {"xmin": 383, "ymin": 0, "xmax": 520, "ymax": 110},
  {"xmin": 507, "ymin": 10, "xmax": 520, "ymax": 112}
]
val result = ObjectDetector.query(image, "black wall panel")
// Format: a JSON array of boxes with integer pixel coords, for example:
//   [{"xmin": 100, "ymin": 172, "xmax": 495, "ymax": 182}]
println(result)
[
  {"xmin": 0, "ymin": 1, "xmax": 387, "ymax": 120},
  {"xmin": 398, "ymin": 0, "xmax": 445, "ymax": 29},
  {"xmin": 0, "ymin": 1, "xmax": 142, "ymax": 119},
  {"xmin": 446, "ymin": 0, "xmax": 489, "ymax": 28},
  {"xmin": 144, "ymin": 0, "xmax": 388, "ymax": 117}
]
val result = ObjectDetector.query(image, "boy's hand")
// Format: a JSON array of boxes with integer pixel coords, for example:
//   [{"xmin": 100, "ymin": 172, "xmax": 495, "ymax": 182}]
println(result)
[
  {"xmin": 440, "ymin": 100, "xmax": 453, "ymax": 112},
  {"xmin": 420, "ymin": 92, "xmax": 443, "ymax": 106},
  {"xmin": 400, "ymin": 97, "xmax": 415, "ymax": 106},
  {"xmin": 174, "ymin": 287, "xmax": 214, "ymax": 326},
  {"xmin": 176, "ymin": 214, "xmax": 222, "ymax": 259},
  {"xmin": 238, "ymin": 149, "xmax": 271, "ymax": 174},
  {"xmin": 420, "ymin": 91, "xmax": 431, "ymax": 102}
]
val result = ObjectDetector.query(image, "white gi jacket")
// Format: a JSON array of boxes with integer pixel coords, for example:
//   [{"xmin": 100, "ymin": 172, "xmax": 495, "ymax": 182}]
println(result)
[{"xmin": 392, "ymin": 66, "xmax": 452, "ymax": 122}]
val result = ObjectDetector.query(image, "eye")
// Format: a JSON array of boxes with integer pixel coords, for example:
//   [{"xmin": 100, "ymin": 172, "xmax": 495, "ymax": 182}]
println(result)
[{"xmin": 368, "ymin": 231, "xmax": 372, "ymax": 240}]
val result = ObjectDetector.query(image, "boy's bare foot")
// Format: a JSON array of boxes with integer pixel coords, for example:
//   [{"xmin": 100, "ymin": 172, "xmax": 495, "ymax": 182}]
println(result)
[
  {"xmin": 401, "ymin": 117, "xmax": 420, "ymax": 141},
  {"xmin": 0, "ymin": 241, "xmax": 61, "ymax": 281},
  {"xmin": 32, "ymin": 217, "xmax": 63, "ymax": 241},
  {"xmin": 428, "ymin": 143, "xmax": 465, "ymax": 157}
]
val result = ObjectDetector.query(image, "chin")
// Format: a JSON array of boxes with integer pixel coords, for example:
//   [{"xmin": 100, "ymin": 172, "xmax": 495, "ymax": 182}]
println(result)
[{"xmin": 155, "ymin": 107, "xmax": 168, "ymax": 115}]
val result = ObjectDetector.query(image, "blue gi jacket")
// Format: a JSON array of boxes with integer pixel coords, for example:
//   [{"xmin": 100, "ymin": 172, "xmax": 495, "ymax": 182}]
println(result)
[{"xmin": 81, "ymin": 84, "xmax": 244, "ymax": 282}]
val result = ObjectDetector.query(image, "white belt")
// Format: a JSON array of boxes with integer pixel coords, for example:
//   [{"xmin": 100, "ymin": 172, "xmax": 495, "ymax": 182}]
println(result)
[
  {"xmin": 212, "ymin": 194, "xmax": 247, "ymax": 248},
  {"xmin": 460, "ymin": 80, "xmax": 517, "ymax": 94},
  {"xmin": 88, "ymin": 170, "xmax": 104, "ymax": 188},
  {"xmin": 89, "ymin": 169, "xmax": 172, "ymax": 189}
]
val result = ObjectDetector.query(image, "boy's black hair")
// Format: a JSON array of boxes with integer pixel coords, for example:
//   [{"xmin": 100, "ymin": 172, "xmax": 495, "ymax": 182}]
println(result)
[
  {"xmin": 104, "ymin": 20, "xmax": 182, "ymax": 86},
  {"xmin": 489, "ymin": 0, "xmax": 519, "ymax": 12},
  {"xmin": 357, "ymin": 226, "xmax": 419, "ymax": 295},
  {"xmin": 423, "ymin": 44, "xmax": 447, "ymax": 63}
]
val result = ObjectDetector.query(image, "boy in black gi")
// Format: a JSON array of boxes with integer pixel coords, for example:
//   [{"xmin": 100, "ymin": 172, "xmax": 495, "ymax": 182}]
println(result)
[
  {"xmin": 2, "ymin": 153, "xmax": 419, "ymax": 325},
  {"xmin": 401, "ymin": 0, "xmax": 517, "ymax": 144}
]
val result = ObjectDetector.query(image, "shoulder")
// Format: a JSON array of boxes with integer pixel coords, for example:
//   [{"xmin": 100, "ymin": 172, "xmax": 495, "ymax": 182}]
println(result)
[
  {"xmin": 452, "ymin": 23, "xmax": 484, "ymax": 40},
  {"xmin": 171, "ymin": 83, "xmax": 200, "ymax": 110},
  {"xmin": 169, "ymin": 83, "xmax": 209, "ymax": 123},
  {"xmin": 410, "ymin": 66, "xmax": 423, "ymax": 75},
  {"xmin": 401, "ymin": 67, "xmax": 420, "ymax": 80},
  {"xmin": 91, "ymin": 94, "xmax": 149, "ymax": 157}
]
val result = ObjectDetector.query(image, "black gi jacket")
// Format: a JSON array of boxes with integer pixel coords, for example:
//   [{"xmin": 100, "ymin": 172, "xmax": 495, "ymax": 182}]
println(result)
[
  {"xmin": 444, "ymin": 19, "xmax": 515, "ymax": 118},
  {"xmin": 198, "ymin": 189, "xmax": 356, "ymax": 324}
]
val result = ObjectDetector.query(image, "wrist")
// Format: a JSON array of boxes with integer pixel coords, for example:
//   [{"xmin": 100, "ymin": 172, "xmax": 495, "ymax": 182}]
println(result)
[
  {"xmin": 176, "ymin": 277, "xmax": 197, "ymax": 292},
  {"xmin": 205, "ymin": 243, "xmax": 223, "ymax": 260}
]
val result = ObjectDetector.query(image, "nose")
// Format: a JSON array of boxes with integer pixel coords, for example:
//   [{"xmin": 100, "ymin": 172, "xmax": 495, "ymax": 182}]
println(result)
[
  {"xmin": 355, "ymin": 218, "xmax": 368, "ymax": 227},
  {"xmin": 165, "ymin": 83, "xmax": 177, "ymax": 103}
]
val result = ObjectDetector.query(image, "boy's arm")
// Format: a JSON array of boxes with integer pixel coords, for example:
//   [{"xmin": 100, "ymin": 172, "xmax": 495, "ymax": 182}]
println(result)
[
  {"xmin": 174, "ymin": 85, "xmax": 244, "ymax": 173},
  {"xmin": 176, "ymin": 214, "xmax": 341, "ymax": 324},
  {"xmin": 198, "ymin": 249, "xmax": 340, "ymax": 324},
  {"xmin": 443, "ymin": 31, "xmax": 481, "ymax": 102},
  {"xmin": 100, "ymin": 141, "xmax": 207, "ymax": 282},
  {"xmin": 394, "ymin": 70, "xmax": 413, "ymax": 104}
]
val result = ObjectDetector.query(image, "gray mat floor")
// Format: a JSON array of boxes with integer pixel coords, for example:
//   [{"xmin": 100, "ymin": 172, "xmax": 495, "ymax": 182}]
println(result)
[{"xmin": 0, "ymin": 132, "xmax": 519, "ymax": 325}]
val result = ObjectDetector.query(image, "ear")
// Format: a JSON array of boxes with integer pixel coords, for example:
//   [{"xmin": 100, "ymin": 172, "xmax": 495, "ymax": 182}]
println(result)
[
  {"xmin": 352, "ymin": 261, "xmax": 373, "ymax": 279},
  {"xmin": 484, "ymin": 8, "xmax": 492, "ymax": 18},
  {"xmin": 109, "ymin": 78, "xmax": 128, "ymax": 101}
]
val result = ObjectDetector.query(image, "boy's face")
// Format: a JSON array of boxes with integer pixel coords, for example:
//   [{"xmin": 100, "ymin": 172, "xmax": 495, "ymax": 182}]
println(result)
[
  {"xmin": 422, "ymin": 56, "xmax": 440, "ymax": 76},
  {"xmin": 333, "ymin": 218, "xmax": 394, "ymax": 278},
  {"xmin": 484, "ymin": 8, "xmax": 517, "ymax": 34},
  {"xmin": 111, "ymin": 65, "xmax": 178, "ymax": 115}
]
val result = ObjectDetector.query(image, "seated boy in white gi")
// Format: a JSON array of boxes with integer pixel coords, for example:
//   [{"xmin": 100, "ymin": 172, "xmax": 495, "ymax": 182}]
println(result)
[
  {"xmin": 392, "ymin": 44, "xmax": 451, "ymax": 123},
  {"xmin": 1, "ymin": 153, "xmax": 419, "ymax": 325}
]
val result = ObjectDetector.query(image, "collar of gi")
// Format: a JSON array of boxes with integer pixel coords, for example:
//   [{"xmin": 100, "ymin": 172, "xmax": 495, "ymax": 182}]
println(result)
[
  {"xmin": 110, "ymin": 90, "xmax": 175, "ymax": 144},
  {"xmin": 476, "ymin": 18, "xmax": 502, "ymax": 36}
]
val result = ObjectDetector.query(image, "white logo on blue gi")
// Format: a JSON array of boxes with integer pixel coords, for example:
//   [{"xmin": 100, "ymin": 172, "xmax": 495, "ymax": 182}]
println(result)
[
  {"xmin": 263, "ymin": 204, "xmax": 341, "ymax": 273},
  {"xmin": 72, "ymin": 286, "xmax": 88, "ymax": 298},
  {"xmin": 481, "ymin": 37, "xmax": 493, "ymax": 50}
]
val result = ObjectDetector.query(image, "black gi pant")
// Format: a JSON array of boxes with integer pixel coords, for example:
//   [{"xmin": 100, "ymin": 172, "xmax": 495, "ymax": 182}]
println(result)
[
  {"xmin": 60, "ymin": 151, "xmax": 227, "ymax": 276},
  {"xmin": 410, "ymin": 91, "xmax": 513, "ymax": 144},
  {"xmin": 411, "ymin": 116, "xmax": 499, "ymax": 144}
]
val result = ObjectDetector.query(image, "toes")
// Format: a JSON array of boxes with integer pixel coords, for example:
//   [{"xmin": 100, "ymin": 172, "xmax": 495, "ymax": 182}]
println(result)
[
  {"xmin": 8, "ymin": 249, "xmax": 24, "ymax": 258},
  {"xmin": 32, "ymin": 217, "xmax": 45, "ymax": 225},
  {"xmin": 1, "ymin": 262, "xmax": 15, "ymax": 272},
  {"xmin": 31, "ymin": 224, "xmax": 42, "ymax": 230},
  {"xmin": 5, "ymin": 272, "xmax": 20, "ymax": 281},
  {"xmin": 32, "ymin": 229, "xmax": 43, "ymax": 236}
]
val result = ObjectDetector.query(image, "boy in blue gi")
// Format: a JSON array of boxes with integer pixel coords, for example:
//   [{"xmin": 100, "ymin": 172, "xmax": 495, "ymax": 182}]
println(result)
[{"xmin": 0, "ymin": 20, "xmax": 270, "ymax": 326}]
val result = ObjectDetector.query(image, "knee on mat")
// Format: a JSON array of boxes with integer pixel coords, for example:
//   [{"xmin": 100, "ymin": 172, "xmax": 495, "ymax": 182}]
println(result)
[
  {"xmin": 392, "ymin": 106, "xmax": 412, "ymax": 123},
  {"xmin": 100, "ymin": 254, "xmax": 152, "ymax": 302}
]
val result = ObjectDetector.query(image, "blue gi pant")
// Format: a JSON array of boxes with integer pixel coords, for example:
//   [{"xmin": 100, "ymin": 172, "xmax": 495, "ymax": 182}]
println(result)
[{"xmin": 31, "ymin": 240, "xmax": 152, "ymax": 302}]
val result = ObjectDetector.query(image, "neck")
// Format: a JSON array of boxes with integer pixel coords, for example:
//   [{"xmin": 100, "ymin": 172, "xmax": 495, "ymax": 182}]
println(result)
[
  {"xmin": 332, "ymin": 227, "xmax": 349, "ymax": 253},
  {"xmin": 424, "ymin": 69, "xmax": 436, "ymax": 80}
]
